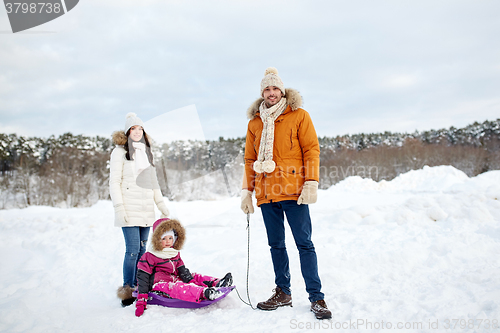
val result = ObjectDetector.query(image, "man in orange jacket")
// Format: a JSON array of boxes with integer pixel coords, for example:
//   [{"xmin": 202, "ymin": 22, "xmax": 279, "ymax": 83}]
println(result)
[{"xmin": 241, "ymin": 67, "xmax": 331, "ymax": 320}]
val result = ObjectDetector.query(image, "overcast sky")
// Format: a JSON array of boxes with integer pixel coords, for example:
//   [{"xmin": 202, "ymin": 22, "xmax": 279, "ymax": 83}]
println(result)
[{"xmin": 1, "ymin": 0, "xmax": 499, "ymax": 143}]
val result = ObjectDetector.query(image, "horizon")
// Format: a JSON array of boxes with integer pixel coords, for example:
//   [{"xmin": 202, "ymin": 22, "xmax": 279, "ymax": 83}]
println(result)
[{"xmin": 1, "ymin": 117, "xmax": 498, "ymax": 141}]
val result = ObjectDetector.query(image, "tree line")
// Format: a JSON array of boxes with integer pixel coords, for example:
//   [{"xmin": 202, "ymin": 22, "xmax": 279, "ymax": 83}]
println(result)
[{"xmin": 1, "ymin": 119, "xmax": 499, "ymax": 208}]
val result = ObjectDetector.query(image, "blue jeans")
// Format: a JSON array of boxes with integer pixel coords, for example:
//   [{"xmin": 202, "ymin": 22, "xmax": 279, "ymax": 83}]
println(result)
[
  {"xmin": 122, "ymin": 226, "xmax": 150, "ymax": 288},
  {"xmin": 260, "ymin": 200, "xmax": 324, "ymax": 302}
]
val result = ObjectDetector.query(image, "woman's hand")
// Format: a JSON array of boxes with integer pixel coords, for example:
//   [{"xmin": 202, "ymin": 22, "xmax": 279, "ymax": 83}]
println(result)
[{"xmin": 114, "ymin": 205, "xmax": 129, "ymax": 225}]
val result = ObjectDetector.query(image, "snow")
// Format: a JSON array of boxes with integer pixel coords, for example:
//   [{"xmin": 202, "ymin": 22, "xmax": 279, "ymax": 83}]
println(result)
[{"xmin": 1, "ymin": 165, "xmax": 500, "ymax": 332}]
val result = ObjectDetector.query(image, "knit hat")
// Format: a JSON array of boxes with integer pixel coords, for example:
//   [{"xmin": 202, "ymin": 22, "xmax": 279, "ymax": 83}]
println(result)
[
  {"xmin": 160, "ymin": 229, "xmax": 177, "ymax": 244},
  {"xmin": 260, "ymin": 67, "xmax": 285, "ymax": 97},
  {"xmin": 124, "ymin": 112, "xmax": 144, "ymax": 133}
]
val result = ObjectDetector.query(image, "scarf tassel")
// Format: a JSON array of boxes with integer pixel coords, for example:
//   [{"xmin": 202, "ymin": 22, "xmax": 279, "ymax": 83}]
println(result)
[{"xmin": 254, "ymin": 160, "xmax": 276, "ymax": 173}]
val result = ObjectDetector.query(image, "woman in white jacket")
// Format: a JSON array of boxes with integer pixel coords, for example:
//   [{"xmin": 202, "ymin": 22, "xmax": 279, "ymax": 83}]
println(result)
[{"xmin": 110, "ymin": 113, "xmax": 170, "ymax": 306}]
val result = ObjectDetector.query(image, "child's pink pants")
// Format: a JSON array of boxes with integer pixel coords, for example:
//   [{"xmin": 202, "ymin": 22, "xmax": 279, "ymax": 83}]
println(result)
[{"xmin": 152, "ymin": 273, "xmax": 216, "ymax": 303}]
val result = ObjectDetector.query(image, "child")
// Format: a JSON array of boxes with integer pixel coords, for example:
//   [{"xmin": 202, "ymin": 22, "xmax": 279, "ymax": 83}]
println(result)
[{"xmin": 135, "ymin": 218, "xmax": 232, "ymax": 317}]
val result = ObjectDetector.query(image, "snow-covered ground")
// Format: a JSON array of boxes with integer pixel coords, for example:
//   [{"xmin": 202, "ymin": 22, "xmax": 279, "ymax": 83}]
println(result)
[{"xmin": 1, "ymin": 165, "xmax": 499, "ymax": 333}]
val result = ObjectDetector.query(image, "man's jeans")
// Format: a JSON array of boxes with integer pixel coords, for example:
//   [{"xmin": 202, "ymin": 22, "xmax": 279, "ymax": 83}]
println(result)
[{"xmin": 260, "ymin": 200, "xmax": 324, "ymax": 302}]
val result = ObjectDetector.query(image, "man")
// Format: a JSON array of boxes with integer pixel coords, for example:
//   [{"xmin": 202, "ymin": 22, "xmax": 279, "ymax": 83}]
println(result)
[{"xmin": 241, "ymin": 67, "xmax": 331, "ymax": 320}]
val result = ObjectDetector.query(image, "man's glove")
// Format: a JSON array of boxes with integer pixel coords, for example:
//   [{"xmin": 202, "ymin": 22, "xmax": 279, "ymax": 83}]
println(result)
[
  {"xmin": 240, "ymin": 190, "xmax": 254, "ymax": 214},
  {"xmin": 297, "ymin": 181, "xmax": 318, "ymax": 205},
  {"xmin": 135, "ymin": 294, "xmax": 148, "ymax": 317}
]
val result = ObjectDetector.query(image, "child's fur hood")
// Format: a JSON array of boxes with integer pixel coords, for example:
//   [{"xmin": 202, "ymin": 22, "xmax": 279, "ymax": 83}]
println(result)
[
  {"xmin": 151, "ymin": 218, "xmax": 186, "ymax": 251},
  {"xmin": 111, "ymin": 130, "xmax": 153, "ymax": 146},
  {"xmin": 246, "ymin": 88, "xmax": 303, "ymax": 120}
]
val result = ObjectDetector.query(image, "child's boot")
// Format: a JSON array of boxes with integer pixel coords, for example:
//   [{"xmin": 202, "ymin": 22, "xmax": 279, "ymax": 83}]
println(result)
[
  {"xmin": 204, "ymin": 287, "xmax": 217, "ymax": 300},
  {"xmin": 216, "ymin": 272, "xmax": 233, "ymax": 287}
]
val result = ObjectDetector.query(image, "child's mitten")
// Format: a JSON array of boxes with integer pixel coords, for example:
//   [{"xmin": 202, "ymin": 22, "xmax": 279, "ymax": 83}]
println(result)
[
  {"xmin": 135, "ymin": 294, "xmax": 148, "ymax": 317},
  {"xmin": 177, "ymin": 266, "xmax": 193, "ymax": 283}
]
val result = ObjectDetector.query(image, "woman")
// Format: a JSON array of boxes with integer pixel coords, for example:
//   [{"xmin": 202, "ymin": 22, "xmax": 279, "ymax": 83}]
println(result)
[{"xmin": 109, "ymin": 112, "xmax": 170, "ymax": 306}]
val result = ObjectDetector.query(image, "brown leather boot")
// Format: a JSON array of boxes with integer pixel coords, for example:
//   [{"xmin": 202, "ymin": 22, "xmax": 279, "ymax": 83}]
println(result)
[
  {"xmin": 257, "ymin": 287, "xmax": 292, "ymax": 310},
  {"xmin": 311, "ymin": 299, "xmax": 332, "ymax": 319}
]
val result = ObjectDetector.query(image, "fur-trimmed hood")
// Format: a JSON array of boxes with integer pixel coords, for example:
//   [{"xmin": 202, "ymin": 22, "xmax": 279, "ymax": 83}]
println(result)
[
  {"xmin": 246, "ymin": 88, "xmax": 303, "ymax": 120},
  {"xmin": 151, "ymin": 218, "xmax": 186, "ymax": 251},
  {"xmin": 112, "ymin": 130, "xmax": 127, "ymax": 146},
  {"xmin": 111, "ymin": 130, "xmax": 153, "ymax": 146}
]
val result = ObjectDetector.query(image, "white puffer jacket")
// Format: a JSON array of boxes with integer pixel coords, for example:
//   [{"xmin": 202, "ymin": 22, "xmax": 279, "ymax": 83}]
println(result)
[{"xmin": 109, "ymin": 132, "xmax": 169, "ymax": 227}]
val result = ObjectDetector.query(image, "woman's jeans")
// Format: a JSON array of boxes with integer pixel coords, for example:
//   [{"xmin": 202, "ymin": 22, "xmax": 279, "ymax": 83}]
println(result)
[
  {"xmin": 122, "ymin": 226, "xmax": 150, "ymax": 288},
  {"xmin": 260, "ymin": 200, "xmax": 324, "ymax": 303}
]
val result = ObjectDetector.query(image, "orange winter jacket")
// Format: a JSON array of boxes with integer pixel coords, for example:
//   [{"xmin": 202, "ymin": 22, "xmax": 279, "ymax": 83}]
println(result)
[{"xmin": 243, "ymin": 88, "xmax": 320, "ymax": 206}]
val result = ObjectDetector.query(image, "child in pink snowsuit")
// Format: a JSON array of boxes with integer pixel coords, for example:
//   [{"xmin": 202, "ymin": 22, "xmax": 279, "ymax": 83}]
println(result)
[{"xmin": 135, "ymin": 218, "xmax": 232, "ymax": 317}]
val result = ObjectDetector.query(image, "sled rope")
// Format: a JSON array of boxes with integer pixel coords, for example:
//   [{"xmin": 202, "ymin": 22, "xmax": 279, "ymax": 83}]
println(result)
[{"xmin": 234, "ymin": 213, "xmax": 257, "ymax": 309}]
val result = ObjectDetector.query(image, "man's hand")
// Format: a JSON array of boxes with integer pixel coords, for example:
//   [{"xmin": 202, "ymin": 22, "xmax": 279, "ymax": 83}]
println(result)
[
  {"xmin": 240, "ymin": 189, "xmax": 255, "ymax": 214},
  {"xmin": 297, "ymin": 181, "xmax": 318, "ymax": 205}
]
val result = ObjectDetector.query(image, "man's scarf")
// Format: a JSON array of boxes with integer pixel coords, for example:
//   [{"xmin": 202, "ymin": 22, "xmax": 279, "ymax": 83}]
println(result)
[{"xmin": 253, "ymin": 97, "xmax": 287, "ymax": 174}]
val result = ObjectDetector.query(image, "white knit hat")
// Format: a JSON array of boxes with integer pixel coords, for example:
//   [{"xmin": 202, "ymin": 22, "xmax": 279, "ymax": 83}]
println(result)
[
  {"xmin": 124, "ymin": 112, "xmax": 144, "ymax": 133},
  {"xmin": 161, "ymin": 229, "xmax": 177, "ymax": 245},
  {"xmin": 260, "ymin": 67, "xmax": 285, "ymax": 97}
]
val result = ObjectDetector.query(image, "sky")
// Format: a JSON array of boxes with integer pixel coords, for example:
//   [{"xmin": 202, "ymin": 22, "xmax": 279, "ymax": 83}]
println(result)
[{"xmin": 1, "ymin": 0, "xmax": 499, "ymax": 143}]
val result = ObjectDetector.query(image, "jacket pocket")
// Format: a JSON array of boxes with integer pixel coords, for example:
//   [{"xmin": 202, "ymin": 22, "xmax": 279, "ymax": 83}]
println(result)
[
  {"xmin": 254, "ymin": 173, "xmax": 265, "ymax": 201},
  {"xmin": 278, "ymin": 163, "xmax": 304, "ymax": 196}
]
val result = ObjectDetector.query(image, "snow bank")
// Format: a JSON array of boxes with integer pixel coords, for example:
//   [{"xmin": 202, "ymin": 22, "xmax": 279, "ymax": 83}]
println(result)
[
  {"xmin": 1, "ymin": 166, "xmax": 499, "ymax": 332},
  {"xmin": 332, "ymin": 165, "xmax": 470, "ymax": 193}
]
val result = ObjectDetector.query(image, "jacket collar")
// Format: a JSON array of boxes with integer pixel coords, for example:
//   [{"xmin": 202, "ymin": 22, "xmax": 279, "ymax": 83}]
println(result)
[{"xmin": 246, "ymin": 88, "xmax": 303, "ymax": 120}]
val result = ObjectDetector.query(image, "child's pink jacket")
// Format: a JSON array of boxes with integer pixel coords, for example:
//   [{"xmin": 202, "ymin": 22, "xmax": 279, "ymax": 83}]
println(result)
[{"xmin": 137, "ymin": 252, "xmax": 185, "ymax": 285}]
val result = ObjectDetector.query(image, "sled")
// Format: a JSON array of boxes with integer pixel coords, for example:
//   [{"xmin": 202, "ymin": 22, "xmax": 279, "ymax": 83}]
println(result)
[{"xmin": 133, "ymin": 286, "xmax": 235, "ymax": 309}]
